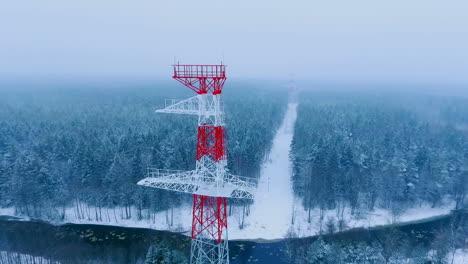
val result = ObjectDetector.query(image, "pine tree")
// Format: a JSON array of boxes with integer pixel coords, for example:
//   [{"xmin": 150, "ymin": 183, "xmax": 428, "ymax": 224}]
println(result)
[
  {"xmin": 306, "ymin": 237, "xmax": 330, "ymax": 264},
  {"xmin": 145, "ymin": 244, "xmax": 163, "ymax": 264},
  {"xmin": 352, "ymin": 243, "xmax": 385, "ymax": 264},
  {"xmin": 145, "ymin": 241, "xmax": 186, "ymax": 264},
  {"xmin": 132, "ymin": 148, "xmax": 144, "ymax": 183}
]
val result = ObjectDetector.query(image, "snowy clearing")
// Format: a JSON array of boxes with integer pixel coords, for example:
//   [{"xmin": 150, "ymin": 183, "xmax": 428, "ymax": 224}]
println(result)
[
  {"xmin": 447, "ymin": 249, "xmax": 468, "ymax": 264},
  {"xmin": 239, "ymin": 103, "xmax": 298, "ymax": 239}
]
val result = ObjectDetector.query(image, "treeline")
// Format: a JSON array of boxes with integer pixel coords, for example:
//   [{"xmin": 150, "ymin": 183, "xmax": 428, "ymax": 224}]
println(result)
[
  {"xmin": 291, "ymin": 91, "xmax": 468, "ymax": 219},
  {"xmin": 287, "ymin": 212, "xmax": 467, "ymax": 264},
  {"xmin": 0, "ymin": 80, "xmax": 287, "ymax": 219}
]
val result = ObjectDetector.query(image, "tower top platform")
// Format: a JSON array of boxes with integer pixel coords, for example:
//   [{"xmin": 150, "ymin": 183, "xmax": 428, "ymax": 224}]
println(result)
[
  {"xmin": 173, "ymin": 64, "xmax": 226, "ymax": 79},
  {"xmin": 172, "ymin": 64, "xmax": 227, "ymax": 94}
]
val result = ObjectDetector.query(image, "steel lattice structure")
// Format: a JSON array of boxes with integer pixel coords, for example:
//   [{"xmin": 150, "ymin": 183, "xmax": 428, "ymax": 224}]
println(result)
[{"xmin": 138, "ymin": 64, "xmax": 256, "ymax": 264}]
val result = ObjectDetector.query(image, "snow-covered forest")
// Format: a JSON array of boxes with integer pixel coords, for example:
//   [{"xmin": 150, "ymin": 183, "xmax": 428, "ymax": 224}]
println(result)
[
  {"xmin": 291, "ymin": 91, "xmax": 467, "ymax": 223},
  {"xmin": 0, "ymin": 83, "xmax": 467, "ymax": 263},
  {"xmin": 0, "ymin": 81, "xmax": 287, "ymax": 221},
  {"xmin": 287, "ymin": 221, "xmax": 467, "ymax": 264}
]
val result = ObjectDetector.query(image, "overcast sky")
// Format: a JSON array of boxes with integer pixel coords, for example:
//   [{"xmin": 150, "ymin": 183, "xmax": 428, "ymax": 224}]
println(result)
[{"xmin": 1, "ymin": 0, "xmax": 467, "ymax": 83}]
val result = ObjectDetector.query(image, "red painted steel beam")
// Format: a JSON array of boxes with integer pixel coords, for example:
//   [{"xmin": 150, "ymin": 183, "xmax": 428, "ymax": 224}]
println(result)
[
  {"xmin": 173, "ymin": 65, "xmax": 226, "ymax": 95},
  {"xmin": 191, "ymin": 194, "xmax": 228, "ymax": 243}
]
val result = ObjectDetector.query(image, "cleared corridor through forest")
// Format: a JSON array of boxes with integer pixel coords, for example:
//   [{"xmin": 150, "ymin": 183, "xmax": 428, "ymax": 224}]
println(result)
[{"xmin": 242, "ymin": 103, "xmax": 298, "ymax": 239}]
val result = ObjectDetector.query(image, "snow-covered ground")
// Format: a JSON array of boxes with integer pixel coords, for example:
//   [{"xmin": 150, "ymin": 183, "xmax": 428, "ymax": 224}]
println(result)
[
  {"xmin": 0, "ymin": 202, "xmax": 454, "ymax": 240},
  {"xmin": 0, "ymin": 103, "xmax": 457, "ymax": 240},
  {"xmin": 239, "ymin": 103, "xmax": 297, "ymax": 239},
  {"xmin": 283, "ymin": 202, "xmax": 455, "ymax": 239},
  {"xmin": 448, "ymin": 249, "xmax": 468, "ymax": 264}
]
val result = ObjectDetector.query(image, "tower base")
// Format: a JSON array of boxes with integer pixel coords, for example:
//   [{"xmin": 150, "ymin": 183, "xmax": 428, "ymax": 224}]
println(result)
[
  {"xmin": 191, "ymin": 194, "xmax": 229, "ymax": 264},
  {"xmin": 190, "ymin": 237, "xmax": 229, "ymax": 264}
]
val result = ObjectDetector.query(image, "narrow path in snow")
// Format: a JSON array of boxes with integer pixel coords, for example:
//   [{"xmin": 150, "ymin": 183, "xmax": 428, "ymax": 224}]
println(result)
[{"xmin": 241, "ymin": 103, "xmax": 298, "ymax": 239}]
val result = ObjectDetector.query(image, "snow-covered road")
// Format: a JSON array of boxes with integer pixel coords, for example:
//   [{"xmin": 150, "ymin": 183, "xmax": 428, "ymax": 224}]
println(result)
[{"xmin": 239, "ymin": 103, "xmax": 298, "ymax": 239}]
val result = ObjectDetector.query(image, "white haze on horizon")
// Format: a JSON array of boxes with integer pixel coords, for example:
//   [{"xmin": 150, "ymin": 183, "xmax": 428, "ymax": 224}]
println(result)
[{"xmin": 0, "ymin": 0, "xmax": 467, "ymax": 84}]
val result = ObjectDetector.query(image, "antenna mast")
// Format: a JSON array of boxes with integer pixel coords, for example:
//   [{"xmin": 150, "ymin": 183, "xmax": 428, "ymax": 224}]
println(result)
[{"xmin": 138, "ymin": 64, "xmax": 256, "ymax": 264}]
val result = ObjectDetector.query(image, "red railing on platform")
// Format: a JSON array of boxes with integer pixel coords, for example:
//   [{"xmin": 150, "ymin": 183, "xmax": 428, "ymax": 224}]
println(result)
[{"xmin": 173, "ymin": 65, "xmax": 226, "ymax": 78}]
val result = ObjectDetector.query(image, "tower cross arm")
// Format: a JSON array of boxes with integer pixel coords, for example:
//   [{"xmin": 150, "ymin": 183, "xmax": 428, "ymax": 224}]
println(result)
[
  {"xmin": 137, "ymin": 168, "xmax": 257, "ymax": 199},
  {"xmin": 156, "ymin": 95, "xmax": 224, "ymax": 118},
  {"xmin": 137, "ymin": 169, "xmax": 199, "ymax": 194},
  {"xmin": 223, "ymin": 173, "xmax": 257, "ymax": 199},
  {"xmin": 156, "ymin": 96, "xmax": 201, "ymax": 115}
]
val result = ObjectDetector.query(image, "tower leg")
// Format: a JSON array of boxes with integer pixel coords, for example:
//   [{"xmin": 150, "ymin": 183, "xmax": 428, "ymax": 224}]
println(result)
[{"xmin": 191, "ymin": 194, "xmax": 229, "ymax": 264}]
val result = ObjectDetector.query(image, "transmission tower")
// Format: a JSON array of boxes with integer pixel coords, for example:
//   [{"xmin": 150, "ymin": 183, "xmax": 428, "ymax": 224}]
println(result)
[{"xmin": 138, "ymin": 64, "xmax": 257, "ymax": 264}]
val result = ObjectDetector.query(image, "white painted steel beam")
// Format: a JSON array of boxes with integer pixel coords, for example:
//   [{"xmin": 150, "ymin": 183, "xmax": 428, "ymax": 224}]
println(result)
[{"xmin": 137, "ymin": 168, "xmax": 257, "ymax": 199}]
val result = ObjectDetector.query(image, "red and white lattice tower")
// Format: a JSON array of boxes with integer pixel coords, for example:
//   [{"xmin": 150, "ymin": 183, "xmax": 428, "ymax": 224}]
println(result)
[{"xmin": 138, "ymin": 64, "xmax": 257, "ymax": 264}]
